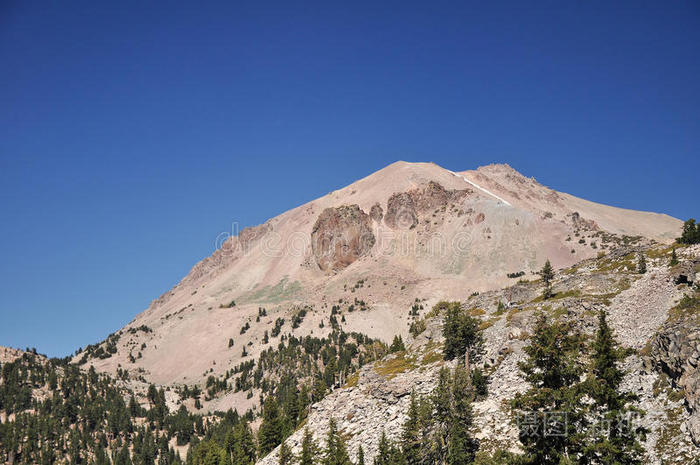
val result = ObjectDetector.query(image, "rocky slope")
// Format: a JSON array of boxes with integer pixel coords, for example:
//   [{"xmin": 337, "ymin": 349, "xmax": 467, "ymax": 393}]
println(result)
[
  {"xmin": 259, "ymin": 244, "xmax": 700, "ymax": 465},
  {"xmin": 74, "ymin": 162, "xmax": 680, "ymax": 396}
]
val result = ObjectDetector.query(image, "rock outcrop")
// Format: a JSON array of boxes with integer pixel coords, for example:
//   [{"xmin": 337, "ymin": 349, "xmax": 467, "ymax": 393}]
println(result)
[
  {"xmin": 652, "ymin": 316, "xmax": 700, "ymax": 444},
  {"xmin": 670, "ymin": 260, "xmax": 697, "ymax": 286},
  {"xmin": 384, "ymin": 192, "xmax": 418, "ymax": 229},
  {"xmin": 369, "ymin": 203, "xmax": 383, "ymax": 223},
  {"xmin": 384, "ymin": 181, "xmax": 470, "ymax": 229},
  {"xmin": 311, "ymin": 205, "xmax": 376, "ymax": 271}
]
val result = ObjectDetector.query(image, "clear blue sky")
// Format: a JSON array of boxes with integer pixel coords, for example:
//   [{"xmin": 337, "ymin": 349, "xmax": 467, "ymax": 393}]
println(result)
[{"xmin": 1, "ymin": 1, "xmax": 698, "ymax": 357}]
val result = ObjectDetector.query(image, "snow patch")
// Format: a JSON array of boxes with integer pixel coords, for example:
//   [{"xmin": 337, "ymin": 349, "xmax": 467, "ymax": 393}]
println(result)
[{"xmin": 450, "ymin": 171, "xmax": 512, "ymax": 206}]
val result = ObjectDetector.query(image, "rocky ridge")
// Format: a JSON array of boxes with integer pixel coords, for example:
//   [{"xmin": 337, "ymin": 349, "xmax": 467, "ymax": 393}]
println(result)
[{"xmin": 258, "ymin": 243, "xmax": 699, "ymax": 465}]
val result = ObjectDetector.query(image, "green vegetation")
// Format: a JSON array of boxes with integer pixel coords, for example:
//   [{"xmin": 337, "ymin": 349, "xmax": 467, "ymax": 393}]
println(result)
[
  {"xmin": 441, "ymin": 301, "xmax": 484, "ymax": 365},
  {"xmin": 389, "ymin": 335, "xmax": 406, "ymax": 353},
  {"xmin": 0, "ymin": 326, "xmax": 388, "ymax": 465},
  {"xmin": 678, "ymin": 218, "xmax": 700, "ymax": 244},
  {"xmin": 539, "ymin": 259, "xmax": 554, "ymax": 300},
  {"xmin": 668, "ymin": 292, "xmax": 700, "ymax": 322},
  {"xmin": 637, "ymin": 252, "xmax": 647, "ymax": 274},
  {"xmin": 512, "ymin": 312, "xmax": 586, "ymax": 465},
  {"xmin": 582, "ymin": 311, "xmax": 645, "ymax": 464},
  {"xmin": 511, "ymin": 311, "xmax": 645, "ymax": 465},
  {"xmin": 670, "ymin": 248, "xmax": 679, "ymax": 266},
  {"xmin": 370, "ymin": 365, "xmax": 479, "ymax": 465}
]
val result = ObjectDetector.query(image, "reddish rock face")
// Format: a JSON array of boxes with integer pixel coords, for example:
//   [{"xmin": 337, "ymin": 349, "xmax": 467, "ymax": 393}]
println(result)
[
  {"xmin": 311, "ymin": 205, "xmax": 376, "ymax": 271},
  {"xmin": 385, "ymin": 192, "xmax": 418, "ymax": 229},
  {"xmin": 370, "ymin": 203, "xmax": 384, "ymax": 223},
  {"xmin": 385, "ymin": 181, "xmax": 471, "ymax": 230}
]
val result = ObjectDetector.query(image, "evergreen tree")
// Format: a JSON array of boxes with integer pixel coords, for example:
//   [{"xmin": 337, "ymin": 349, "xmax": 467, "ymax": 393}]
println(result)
[
  {"xmin": 512, "ymin": 312, "xmax": 585, "ymax": 465},
  {"xmin": 373, "ymin": 431, "xmax": 402, "ymax": 465},
  {"xmin": 390, "ymin": 335, "xmax": 406, "ymax": 353},
  {"xmin": 442, "ymin": 302, "xmax": 484, "ymax": 365},
  {"xmin": 678, "ymin": 218, "xmax": 700, "ymax": 244},
  {"xmin": 231, "ymin": 420, "xmax": 256, "ymax": 465},
  {"xmin": 539, "ymin": 259, "xmax": 555, "ymax": 300},
  {"xmin": 670, "ymin": 248, "xmax": 679, "ymax": 266},
  {"xmin": 278, "ymin": 442, "xmax": 293, "ymax": 465},
  {"xmin": 323, "ymin": 418, "xmax": 352, "ymax": 465},
  {"xmin": 447, "ymin": 365, "xmax": 478, "ymax": 465},
  {"xmin": 258, "ymin": 397, "xmax": 284, "ymax": 456},
  {"xmin": 431, "ymin": 367, "xmax": 452, "ymax": 465},
  {"xmin": 471, "ymin": 368, "xmax": 488, "ymax": 400},
  {"xmin": 357, "ymin": 446, "xmax": 365, "ymax": 465},
  {"xmin": 637, "ymin": 253, "xmax": 646, "ymax": 274},
  {"xmin": 401, "ymin": 391, "xmax": 422, "ymax": 465},
  {"xmin": 582, "ymin": 311, "xmax": 645, "ymax": 465},
  {"xmin": 374, "ymin": 432, "xmax": 391, "ymax": 465},
  {"xmin": 299, "ymin": 428, "xmax": 318, "ymax": 465}
]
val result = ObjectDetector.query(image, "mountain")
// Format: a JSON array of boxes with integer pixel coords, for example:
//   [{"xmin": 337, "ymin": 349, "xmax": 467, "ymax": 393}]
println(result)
[
  {"xmin": 74, "ymin": 162, "xmax": 680, "ymax": 396},
  {"xmin": 4, "ymin": 161, "xmax": 698, "ymax": 465}
]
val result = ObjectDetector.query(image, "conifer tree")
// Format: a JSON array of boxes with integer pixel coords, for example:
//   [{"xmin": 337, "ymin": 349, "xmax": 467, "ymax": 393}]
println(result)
[
  {"xmin": 670, "ymin": 248, "xmax": 678, "ymax": 266},
  {"xmin": 539, "ymin": 259, "xmax": 554, "ymax": 300},
  {"xmin": 442, "ymin": 302, "xmax": 483, "ymax": 364},
  {"xmin": 258, "ymin": 397, "xmax": 284, "ymax": 456},
  {"xmin": 582, "ymin": 311, "xmax": 645, "ymax": 465},
  {"xmin": 374, "ymin": 432, "xmax": 391, "ymax": 465},
  {"xmin": 299, "ymin": 428, "xmax": 317, "ymax": 465},
  {"xmin": 278, "ymin": 442, "xmax": 293, "ymax": 465},
  {"xmin": 323, "ymin": 418, "xmax": 352, "ymax": 465},
  {"xmin": 512, "ymin": 312, "xmax": 585, "ymax": 465},
  {"xmin": 357, "ymin": 446, "xmax": 365, "ymax": 465},
  {"xmin": 431, "ymin": 367, "xmax": 452, "ymax": 465},
  {"xmin": 231, "ymin": 420, "xmax": 256, "ymax": 465},
  {"xmin": 390, "ymin": 335, "xmax": 406, "ymax": 353},
  {"xmin": 373, "ymin": 431, "xmax": 402, "ymax": 465},
  {"xmin": 447, "ymin": 365, "xmax": 478, "ymax": 465},
  {"xmin": 637, "ymin": 253, "xmax": 646, "ymax": 274},
  {"xmin": 401, "ymin": 391, "xmax": 422, "ymax": 465},
  {"xmin": 678, "ymin": 218, "xmax": 700, "ymax": 244}
]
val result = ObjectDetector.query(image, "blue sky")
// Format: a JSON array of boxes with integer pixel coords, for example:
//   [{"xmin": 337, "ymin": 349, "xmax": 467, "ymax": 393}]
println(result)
[{"xmin": 1, "ymin": 1, "xmax": 698, "ymax": 357}]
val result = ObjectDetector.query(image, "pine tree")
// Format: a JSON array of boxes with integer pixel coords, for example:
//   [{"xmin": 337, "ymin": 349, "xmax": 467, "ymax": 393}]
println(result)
[
  {"xmin": 258, "ymin": 397, "xmax": 284, "ymax": 456},
  {"xmin": 670, "ymin": 248, "xmax": 679, "ymax": 266},
  {"xmin": 442, "ymin": 302, "xmax": 484, "ymax": 364},
  {"xmin": 401, "ymin": 391, "xmax": 422, "ymax": 465},
  {"xmin": 232, "ymin": 420, "xmax": 256, "ymax": 465},
  {"xmin": 678, "ymin": 218, "xmax": 700, "ymax": 244},
  {"xmin": 323, "ymin": 418, "xmax": 352, "ymax": 465},
  {"xmin": 373, "ymin": 432, "xmax": 402, "ymax": 465},
  {"xmin": 447, "ymin": 365, "xmax": 478, "ymax": 465},
  {"xmin": 278, "ymin": 442, "xmax": 293, "ymax": 465},
  {"xmin": 512, "ymin": 312, "xmax": 585, "ymax": 465},
  {"xmin": 390, "ymin": 335, "xmax": 406, "ymax": 353},
  {"xmin": 374, "ymin": 432, "xmax": 391, "ymax": 465},
  {"xmin": 299, "ymin": 428, "xmax": 317, "ymax": 465},
  {"xmin": 582, "ymin": 311, "xmax": 645, "ymax": 465},
  {"xmin": 431, "ymin": 367, "xmax": 452, "ymax": 465},
  {"xmin": 637, "ymin": 253, "xmax": 646, "ymax": 274},
  {"xmin": 357, "ymin": 446, "xmax": 365, "ymax": 465},
  {"xmin": 471, "ymin": 367, "xmax": 488, "ymax": 400},
  {"xmin": 539, "ymin": 259, "xmax": 554, "ymax": 300}
]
